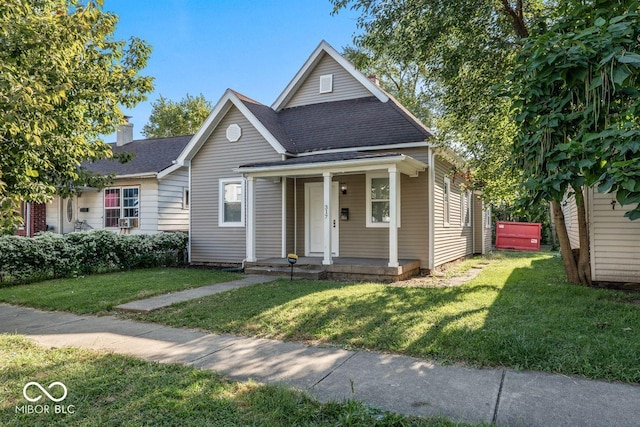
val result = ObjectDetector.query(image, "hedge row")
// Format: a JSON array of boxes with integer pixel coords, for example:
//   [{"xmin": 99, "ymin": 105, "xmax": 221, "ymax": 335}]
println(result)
[{"xmin": 0, "ymin": 230, "xmax": 188, "ymax": 285}]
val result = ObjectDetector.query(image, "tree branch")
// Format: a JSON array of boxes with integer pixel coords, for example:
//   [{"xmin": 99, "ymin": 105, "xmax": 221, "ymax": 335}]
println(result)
[{"xmin": 500, "ymin": 0, "xmax": 529, "ymax": 38}]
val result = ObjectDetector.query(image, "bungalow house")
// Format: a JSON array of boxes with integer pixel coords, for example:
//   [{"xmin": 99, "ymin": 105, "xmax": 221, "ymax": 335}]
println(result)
[
  {"xmin": 45, "ymin": 122, "xmax": 191, "ymax": 235},
  {"xmin": 179, "ymin": 41, "xmax": 491, "ymax": 280},
  {"xmin": 563, "ymin": 189, "xmax": 640, "ymax": 284}
]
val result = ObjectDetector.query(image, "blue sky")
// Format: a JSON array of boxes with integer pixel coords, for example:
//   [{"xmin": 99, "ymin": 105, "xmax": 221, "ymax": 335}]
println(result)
[{"xmin": 103, "ymin": 0, "xmax": 361, "ymax": 139}]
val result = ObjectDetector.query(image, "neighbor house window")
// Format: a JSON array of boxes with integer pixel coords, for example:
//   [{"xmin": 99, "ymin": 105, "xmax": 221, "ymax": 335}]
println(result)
[
  {"xmin": 219, "ymin": 178, "xmax": 244, "ymax": 226},
  {"xmin": 366, "ymin": 172, "xmax": 400, "ymax": 228},
  {"xmin": 104, "ymin": 186, "xmax": 139, "ymax": 227},
  {"xmin": 182, "ymin": 187, "xmax": 189, "ymax": 210},
  {"xmin": 443, "ymin": 177, "xmax": 451, "ymax": 226}
]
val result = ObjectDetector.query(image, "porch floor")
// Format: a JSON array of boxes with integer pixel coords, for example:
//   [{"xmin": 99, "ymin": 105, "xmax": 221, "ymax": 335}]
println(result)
[{"xmin": 245, "ymin": 257, "xmax": 421, "ymax": 282}]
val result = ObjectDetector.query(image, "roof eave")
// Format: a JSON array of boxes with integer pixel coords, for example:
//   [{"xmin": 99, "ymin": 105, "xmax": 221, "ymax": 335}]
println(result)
[{"xmin": 235, "ymin": 154, "xmax": 427, "ymax": 178}]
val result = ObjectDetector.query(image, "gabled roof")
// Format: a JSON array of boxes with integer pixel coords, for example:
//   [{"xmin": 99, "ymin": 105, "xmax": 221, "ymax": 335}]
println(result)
[
  {"xmin": 271, "ymin": 40, "xmax": 389, "ymax": 111},
  {"xmin": 178, "ymin": 89, "xmax": 289, "ymax": 163},
  {"xmin": 179, "ymin": 41, "xmax": 434, "ymax": 163},
  {"xmin": 83, "ymin": 134, "xmax": 191, "ymax": 177}
]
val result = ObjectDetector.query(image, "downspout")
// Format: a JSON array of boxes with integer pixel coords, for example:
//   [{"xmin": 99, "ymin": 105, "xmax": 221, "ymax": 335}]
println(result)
[
  {"xmin": 427, "ymin": 147, "xmax": 435, "ymax": 271},
  {"xmin": 26, "ymin": 203, "xmax": 32, "ymax": 237}
]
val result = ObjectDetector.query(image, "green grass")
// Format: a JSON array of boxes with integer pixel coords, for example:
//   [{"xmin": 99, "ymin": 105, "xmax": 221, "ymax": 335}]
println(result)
[
  {"xmin": 0, "ymin": 335, "xmax": 474, "ymax": 426},
  {"xmin": 0, "ymin": 268, "xmax": 239, "ymax": 314},
  {"xmin": 138, "ymin": 252, "xmax": 640, "ymax": 383}
]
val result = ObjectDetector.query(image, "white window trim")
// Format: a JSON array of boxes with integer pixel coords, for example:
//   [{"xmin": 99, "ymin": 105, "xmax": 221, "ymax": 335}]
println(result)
[
  {"xmin": 104, "ymin": 186, "xmax": 140, "ymax": 228},
  {"xmin": 366, "ymin": 172, "xmax": 401, "ymax": 228},
  {"xmin": 182, "ymin": 187, "xmax": 189, "ymax": 210},
  {"xmin": 219, "ymin": 178, "xmax": 245, "ymax": 227},
  {"xmin": 485, "ymin": 207, "xmax": 492, "ymax": 229},
  {"xmin": 443, "ymin": 177, "xmax": 451, "ymax": 227},
  {"xmin": 462, "ymin": 190, "xmax": 472, "ymax": 227}
]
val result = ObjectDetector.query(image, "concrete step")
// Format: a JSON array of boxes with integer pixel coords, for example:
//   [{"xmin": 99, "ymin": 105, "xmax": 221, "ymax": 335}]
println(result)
[{"xmin": 244, "ymin": 266, "xmax": 327, "ymax": 280}]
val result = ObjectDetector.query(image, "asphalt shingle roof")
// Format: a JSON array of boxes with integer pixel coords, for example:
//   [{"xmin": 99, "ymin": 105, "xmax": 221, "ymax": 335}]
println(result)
[
  {"xmin": 239, "ymin": 151, "xmax": 402, "ymax": 169},
  {"xmin": 83, "ymin": 134, "xmax": 192, "ymax": 176},
  {"xmin": 239, "ymin": 96, "xmax": 431, "ymax": 155}
]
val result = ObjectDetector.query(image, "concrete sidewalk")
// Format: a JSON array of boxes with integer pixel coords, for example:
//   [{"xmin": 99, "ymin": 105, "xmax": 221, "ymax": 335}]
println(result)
[
  {"xmin": 114, "ymin": 275, "xmax": 274, "ymax": 313},
  {"xmin": 1, "ymin": 303, "xmax": 638, "ymax": 426}
]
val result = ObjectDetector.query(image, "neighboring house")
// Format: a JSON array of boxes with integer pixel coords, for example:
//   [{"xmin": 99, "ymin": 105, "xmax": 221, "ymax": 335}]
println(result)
[
  {"xmin": 179, "ymin": 41, "xmax": 491, "ymax": 279},
  {"xmin": 563, "ymin": 189, "xmax": 640, "ymax": 283},
  {"xmin": 46, "ymin": 122, "xmax": 191, "ymax": 235},
  {"xmin": 13, "ymin": 201, "xmax": 47, "ymax": 237}
]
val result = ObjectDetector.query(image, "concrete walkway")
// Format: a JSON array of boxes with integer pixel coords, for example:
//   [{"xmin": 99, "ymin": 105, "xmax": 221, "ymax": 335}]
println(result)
[
  {"xmin": 1, "ymin": 304, "xmax": 638, "ymax": 426},
  {"xmin": 114, "ymin": 275, "xmax": 274, "ymax": 312}
]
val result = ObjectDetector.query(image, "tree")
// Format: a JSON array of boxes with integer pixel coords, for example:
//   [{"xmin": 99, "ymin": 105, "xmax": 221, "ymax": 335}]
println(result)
[
  {"xmin": 0, "ymin": 0, "xmax": 153, "ymax": 232},
  {"xmin": 142, "ymin": 94, "xmax": 212, "ymax": 138},
  {"xmin": 511, "ymin": 0, "xmax": 640, "ymax": 284},
  {"xmin": 342, "ymin": 46, "xmax": 435, "ymax": 127},
  {"xmin": 331, "ymin": 0, "xmax": 545, "ymax": 206}
]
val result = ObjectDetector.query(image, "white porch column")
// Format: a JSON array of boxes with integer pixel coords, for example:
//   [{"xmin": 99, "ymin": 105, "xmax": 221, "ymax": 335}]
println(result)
[
  {"xmin": 322, "ymin": 172, "xmax": 333, "ymax": 265},
  {"xmin": 388, "ymin": 166, "xmax": 399, "ymax": 267},
  {"xmin": 245, "ymin": 175, "xmax": 256, "ymax": 262}
]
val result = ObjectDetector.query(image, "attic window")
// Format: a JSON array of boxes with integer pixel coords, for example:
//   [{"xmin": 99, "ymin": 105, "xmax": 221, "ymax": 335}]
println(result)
[
  {"xmin": 226, "ymin": 124, "xmax": 242, "ymax": 142},
  {"xmin": 319, "ymin": 74, "xmax": 333, "ymax": 94}
]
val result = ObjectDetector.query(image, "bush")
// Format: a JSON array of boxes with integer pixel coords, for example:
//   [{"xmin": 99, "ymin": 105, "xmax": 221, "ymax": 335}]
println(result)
[{"xmin": 0, "ymin": 231, "xmax": 188, "ymax": 286}]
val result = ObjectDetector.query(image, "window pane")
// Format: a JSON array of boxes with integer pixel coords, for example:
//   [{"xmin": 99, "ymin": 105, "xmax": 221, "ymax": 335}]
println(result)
[
  {"xmin": 371, "ymin": 201, "xmax": 390, "ymax": 223},
  {"xmin": 104, "ymin": 189, "xmax": 120, "ymax": 208},
  {"xmin": 105, "ymin": 209, "xmax": 120, "ymax": 227},
  {"xmin": 122, "ymin": 188, "xmax": 139, "ymax": 218},
  {"xmin": 224, "ymin": 183, "xmax": 242, "ymax": 203},
  {"xmin": 371, "ymin": 178, "xmax": 389, "ymax": 200},
  {"xmin": 224, "ymin": 202, "xmax": 241, "ymax": 222}
]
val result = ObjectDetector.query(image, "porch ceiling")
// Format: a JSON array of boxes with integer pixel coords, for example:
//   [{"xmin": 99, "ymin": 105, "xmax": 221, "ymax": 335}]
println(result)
[{"xmin": 234, "ymin": 151, "xmax": 427, "ymax": 178}]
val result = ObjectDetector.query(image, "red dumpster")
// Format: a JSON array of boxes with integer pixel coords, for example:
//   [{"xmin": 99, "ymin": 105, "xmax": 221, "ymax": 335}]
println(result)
[{"xmin": 495, "ymin": 221, "xmax": 541, "ymax": 251}]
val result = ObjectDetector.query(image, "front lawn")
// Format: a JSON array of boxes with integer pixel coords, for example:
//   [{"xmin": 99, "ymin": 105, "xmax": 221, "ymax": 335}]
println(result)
[
  {"xmin": 0, "ymin": 268, "xmax": 239, "ymax": 314},
  {"xmin": 139, "ymin": 252, "xmax": 640, "ymax": 383},
  {"xmin": 0, "ymin": 335, "xmax": 469, "ymax": 427}
]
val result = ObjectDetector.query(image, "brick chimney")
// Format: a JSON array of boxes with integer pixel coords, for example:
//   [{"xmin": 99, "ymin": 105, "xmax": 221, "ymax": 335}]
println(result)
[
  {"xmin": 116, "ymin": 116, "xmax": 134, "ymax": 146},
  {"xmin": 368, "ymin": 75, "xmax": 380, "ymax": 87}
]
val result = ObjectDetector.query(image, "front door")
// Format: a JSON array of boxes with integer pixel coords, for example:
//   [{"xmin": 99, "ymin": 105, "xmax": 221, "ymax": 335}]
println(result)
[
  {"xmin": 61, "ymin": 197, "xmax": 76, "ymax": 234},
  {"xmin": 305, "ymin": 182, "xmax": 339, "ymax": 256}
]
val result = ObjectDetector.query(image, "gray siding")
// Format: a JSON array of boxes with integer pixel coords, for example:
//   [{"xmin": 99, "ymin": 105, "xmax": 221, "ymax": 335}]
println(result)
[
  {"xmin": 590, "ymin": 189, "xmax": 640, "ymax": 283},
  {"xmin": 285, "ymin": 53, "xmax": 372, "ymax": 109},
  {"xmin": 256, "ymin": 179, "xmax": 283, "ymax": 259},
  {"xmin": 484, "ymin": 207, "xmax": 493, "ymax": 254},
  {"xmin": 158, "ymin": 167, "xmax": 189, "ymax": 232},
  {"xmin": 473, "ymin": 194, "xmax": 483, "ymax": 254},
  {"xmin": 190, "ymin": 106, "xmax": 282, "ymax": 263},
  {"xmin": 291, "ymin": 169, "xmax": 429, "ymax": 267},
  {"xmin": 286, "ymin": 178, "xmax": 295, "ymax": 254},
  {"xmin": 433, "ymin": 155, "xmax": 474, "ymax": 267}
]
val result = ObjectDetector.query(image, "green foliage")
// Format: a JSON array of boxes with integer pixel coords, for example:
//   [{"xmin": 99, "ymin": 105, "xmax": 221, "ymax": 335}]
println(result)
[
  {"xmin": 142, "ymin": 93, "xmax": 212, "ymax": 138},
  {"xmin": 331, "ymin": 0, "xmax": 549, "ymax": 206},
  {"xmin": 0, "ymin": 230, "xmax": 187, "ymax": 285},
  {"xmin": 0, "ymin": 0, "xmax": 153, "ymax": 230},
  {"xmin": 1, "ymin": 336, "xmax": 467, "ymax": 427},
  {"xmin": 511, "ymin": 0, "xmax": 640, "ymax": 219},
  {"xmin": 144, "ymin": 252, "xmax": 640, "ymax": 383}
]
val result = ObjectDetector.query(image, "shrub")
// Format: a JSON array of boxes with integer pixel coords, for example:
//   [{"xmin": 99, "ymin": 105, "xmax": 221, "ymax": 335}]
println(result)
[{"xmin": 0, "ymin": 231, "xmax": 188, "ymax": 286}]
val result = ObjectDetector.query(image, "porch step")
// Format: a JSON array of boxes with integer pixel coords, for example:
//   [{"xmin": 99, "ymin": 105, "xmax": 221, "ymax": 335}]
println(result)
[{"xmin": 244, "ymin": 265, "xmax": 327, "ymax": 280}]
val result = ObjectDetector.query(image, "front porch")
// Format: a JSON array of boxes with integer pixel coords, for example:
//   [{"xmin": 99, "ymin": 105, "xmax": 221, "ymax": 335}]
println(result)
[{"xmin": 245, "ymin": 257, "xmax": 421, "ymax": 282}]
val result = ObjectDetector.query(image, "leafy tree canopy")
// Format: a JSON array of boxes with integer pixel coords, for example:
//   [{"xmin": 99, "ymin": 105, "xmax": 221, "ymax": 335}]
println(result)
[
  {"xmin": 511, "ymin": 0, "xmax": 640, "ymax": 219},
  {"xmin": 142, "ymin": 93, "xmax": 212, "ymax": 138},
  {"xmin": 331, "ymin": 0, "xmax": 549, "ymax": 205},
  {"xmin": 0, "ymin": 0, "xmax": 153, "ymax": 232}
]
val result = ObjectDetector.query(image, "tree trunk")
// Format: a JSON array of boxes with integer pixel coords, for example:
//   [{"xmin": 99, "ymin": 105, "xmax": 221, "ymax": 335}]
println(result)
[
  {"xmin": 549, "ymin": 201, "xmax": 558, "ymax": 248},
  {"xmin": 551, "ymin": 199, "xmax": 580, "ymax": 284},
  {"xmin": 575, "ymin": 188, "xmax": 592, "ymax": 285}
]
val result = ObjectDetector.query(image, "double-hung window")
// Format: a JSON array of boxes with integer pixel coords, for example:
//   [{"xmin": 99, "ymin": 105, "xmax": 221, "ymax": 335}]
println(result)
[
  {"xmin": 104, "ymin": 186, "xmax": 139, "ymax": 227},
  {"xmin": 219, "ymin": 178, "xmax": 244, "ymax": 227},
  {"xmin": 443, "ymin": 177, "xmax": 451, "ymax": 226},
  {"xmin": 461, "ymin": 190, "xmax": 472, "ymax": 227},
  {"xmin": 366, "ymin": 172, "xmax": 400, "ymax": 228}
]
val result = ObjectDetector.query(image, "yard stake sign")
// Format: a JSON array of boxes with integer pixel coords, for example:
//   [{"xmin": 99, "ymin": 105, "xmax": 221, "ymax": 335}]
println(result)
[{"xmin": 287, "ymin": 253, "xmax": 298, "ymax": 281}]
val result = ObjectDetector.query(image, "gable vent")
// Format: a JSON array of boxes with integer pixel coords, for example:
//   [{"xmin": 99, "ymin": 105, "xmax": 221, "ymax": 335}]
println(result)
[{"xmin": 319, "ymin": 74, "xmax": 333, "ymax": 94}]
